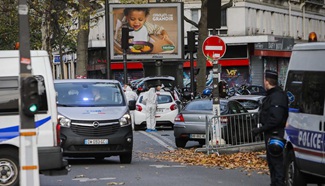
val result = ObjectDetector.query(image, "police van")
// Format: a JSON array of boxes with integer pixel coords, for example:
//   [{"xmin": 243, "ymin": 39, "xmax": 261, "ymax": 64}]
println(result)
[
  {"xmin": 0, "ymin": 51, "xmax": 69, "ymax": 185},
  {"xmin": 284, "ymin": 34, "xmax": 325, "ymax": 185}
]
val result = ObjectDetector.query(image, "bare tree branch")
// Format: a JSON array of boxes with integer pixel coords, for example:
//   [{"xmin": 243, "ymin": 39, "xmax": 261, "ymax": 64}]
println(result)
[{"xmin": 184, "ymin": 16, "xmax": 198, "ymax": 29}]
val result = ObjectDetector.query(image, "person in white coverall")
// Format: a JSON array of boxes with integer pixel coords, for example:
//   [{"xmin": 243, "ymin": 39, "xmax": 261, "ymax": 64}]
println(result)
[
  {"xmin": 124, "ymin": 85, "xmax": 138, "ymax": 129},
  {"xmin": 124, "ymin": 85, "xmax": 138, "ymax": 102},
  {"xmin": 143, "ymin": 87, "xmax": 158, "ymax": 132}
]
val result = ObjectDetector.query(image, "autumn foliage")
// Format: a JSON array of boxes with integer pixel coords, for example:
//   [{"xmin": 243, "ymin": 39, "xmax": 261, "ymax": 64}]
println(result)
[{"xmin": 139, "ymin": 148, "xmax": 269, "ymax": 175}]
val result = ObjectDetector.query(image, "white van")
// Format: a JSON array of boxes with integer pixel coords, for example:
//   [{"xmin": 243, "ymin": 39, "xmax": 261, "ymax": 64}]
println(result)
[
  {"xmin": 0, "ymin": 51, "xmax": 69, "ymax": 186},
  {"xmin": 54, "ymin": 79, "xmax": 136, "ymax": 163},
  {"xmin": 284, "ymin": 42, "xmax": 325, "ymax": 185}
]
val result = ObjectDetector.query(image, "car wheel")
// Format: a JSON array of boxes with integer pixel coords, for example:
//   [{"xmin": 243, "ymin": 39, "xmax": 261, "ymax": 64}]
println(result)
[
  {"xmin": 0, "ymin": 148, "xmax": 19, "ymax": 186},
  {"xmin": 120, "ymin": 153, "xmax": 132, "ymax": 164},
  {"xmin": 175, "ymin": 138, "xmax": 187, "ymax": 148},
  {"xmin": 134, "ymin": 125, "xmax": 141, "ymax": 131},
  {"xmin": 285, "ymin": 150, "xmax": 306, "ymax": 186},
  {"xmin": 198, "ymin": 140, "xmax": 205, "ymax": 146}
]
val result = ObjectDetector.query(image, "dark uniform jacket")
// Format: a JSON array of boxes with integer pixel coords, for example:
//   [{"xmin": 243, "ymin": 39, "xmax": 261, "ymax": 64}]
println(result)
[{"xmin": 259, "ymin": 86, "xmax": 289, "ymax": 140}]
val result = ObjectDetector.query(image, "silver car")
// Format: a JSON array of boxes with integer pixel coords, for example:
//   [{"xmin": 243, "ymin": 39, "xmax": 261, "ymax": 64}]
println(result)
[
  {"xmin": 228, "ymin": 95, "xmax": 265, "ymax": 113},
  {"xmin": 173, "ymin": 98, "xmax": 252, "ymax": 148}
]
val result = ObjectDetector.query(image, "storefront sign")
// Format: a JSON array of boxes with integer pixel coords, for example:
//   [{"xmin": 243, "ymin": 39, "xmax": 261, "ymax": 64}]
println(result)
[{"xmin": 254, "ymin": 37, "xmax": 294, "ymax": 51}]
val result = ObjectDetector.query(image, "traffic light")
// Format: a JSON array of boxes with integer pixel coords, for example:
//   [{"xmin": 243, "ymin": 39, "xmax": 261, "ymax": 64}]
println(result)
[
  {"xmin": 21, "ymin": 76, "xmax": 40, "ymax": 117},
  {"xmin": 121, "ymin": 26, "xmax": 134, "ymax": 50},
  {"xmin": 218, "ymin": 80, "xmax": 228, "ymax": 98},
  {"xmin": 187, "ymin": 31, "xmax": 197, "ymax": 52}
]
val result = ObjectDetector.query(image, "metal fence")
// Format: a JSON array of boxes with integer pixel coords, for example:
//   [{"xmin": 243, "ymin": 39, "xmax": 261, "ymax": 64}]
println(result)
[{"xmin": 198, "ymin": 112, "xmax": 264, "ymax": 154}]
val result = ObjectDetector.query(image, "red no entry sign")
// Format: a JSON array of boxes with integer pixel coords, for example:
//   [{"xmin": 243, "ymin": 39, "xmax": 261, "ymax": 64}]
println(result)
[{"xmin": 202, "ymin": 36, "xmax": 226, "ymax": 61}]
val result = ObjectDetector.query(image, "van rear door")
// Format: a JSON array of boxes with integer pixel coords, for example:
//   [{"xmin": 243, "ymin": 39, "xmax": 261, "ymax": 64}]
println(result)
[{"xmin": 285, "ymin": 70, "xmax": 325, "ymax": 176}]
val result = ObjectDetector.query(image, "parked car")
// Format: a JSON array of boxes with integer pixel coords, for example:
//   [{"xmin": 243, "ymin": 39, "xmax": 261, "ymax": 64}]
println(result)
[
  {"xmin": 135, "ymin": 76, "xmax": 175, "ymax": 95},
  {"xmin": 237, "ymin": 85, "xmax": 266, "ymax": 96},
  {"xmin": 130, "ymin": 78, "xmax": 144, "ymax": 90},
  {"xmin": 134, "ymin": 91, "xmax": 180, "ymax": 130},
  {"xmin": 228, "ymin": 95, "xmax": 265, "ymax": 113},
  {"xmin": 54, "ymin": 79, "xmax": 136, "ymax": 163},
  {"xmin": 173, "ymin": 99, "xmax": 258, "ymax": 148}
]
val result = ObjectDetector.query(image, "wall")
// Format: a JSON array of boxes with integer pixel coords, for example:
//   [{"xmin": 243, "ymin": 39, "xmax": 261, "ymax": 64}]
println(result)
[{"xmin": 227, "ymin": 1, "xmax": 325, "ymax": 41}]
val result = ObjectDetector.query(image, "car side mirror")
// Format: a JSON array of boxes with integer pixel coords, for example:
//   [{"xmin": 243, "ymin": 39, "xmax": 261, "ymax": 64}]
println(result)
[{"xmin": 128, "ymin": 100, "xmax": 136, "ymax": 110}]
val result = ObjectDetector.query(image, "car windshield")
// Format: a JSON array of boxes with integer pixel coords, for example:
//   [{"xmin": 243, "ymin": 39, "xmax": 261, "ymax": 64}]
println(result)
[
  {"xmin": 235, "ymin": 100, "xmax": 260, "ymax": 110},
  {"xmin": 55, "ymin": 82, "xmax": 125, "ymax": 107}
]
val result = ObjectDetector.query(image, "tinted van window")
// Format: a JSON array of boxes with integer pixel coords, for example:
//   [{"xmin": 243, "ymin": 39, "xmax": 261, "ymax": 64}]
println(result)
[
  {"xmin": 0, "ymin": 77, "xmax": 19, "ymax": 114},
  {"xmin": 55, "ymin": 82, "xmax": 125, "ymax": 107},
  {"xmin": 285, "ymin": 71, "xmax": 325, "ymax": 115},
  {"xmin": 0, "ymin": 76, "xmax": 48, "ymax": 114}
]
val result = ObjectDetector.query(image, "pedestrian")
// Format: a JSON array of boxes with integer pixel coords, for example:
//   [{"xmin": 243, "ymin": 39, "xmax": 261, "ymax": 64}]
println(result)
[
  {"xmin": 124, "ymin": 84, "xmax": 138, "ymax": 130},
  {"xmin": 124, "ymin": 84, "xmax": 138, "ymax": 103},
  {"xmin": 251, "ymin": 70, "xmax": 289, "ymax": 186},
  {"xmin": 92, "ymin": 88, "xmax": 102, "ymax": 101},
  {"xmin": 156, "ymin": 84, "xmax": 165, "ymax": 92},
  {"xmin": 143, "ymin": 87, "xmax": 158, "ymax": 132}
]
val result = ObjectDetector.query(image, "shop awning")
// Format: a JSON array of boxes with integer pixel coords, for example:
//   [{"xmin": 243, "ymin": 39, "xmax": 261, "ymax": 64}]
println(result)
[
  {"xmin": 183, "ymin": 59, "xmax": 249, "ymax": 67},
  {"xmin": 221, "ymin": 35, "xmax": 276, "ymax": 44}
]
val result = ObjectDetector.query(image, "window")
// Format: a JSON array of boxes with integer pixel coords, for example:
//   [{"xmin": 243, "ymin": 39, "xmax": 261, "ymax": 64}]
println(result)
[
  {"xmin": 285, "ymin": 71, "xmax": 325, "ymax": 115},
  {"xmin": 0, "ymin": 77, "xmax": 19, "ymax": 114},
  {"xmin": 157, "ymin": 95, "xmax": 172, "ymax": 104},
  {"xmin": 191, "ymin": 9, "xmax": 199, "ymax": 23},
  {"xmin": 221, "ymin": 9, "xmax": 227, "ymax": 27},
  {"xmin": 0, "ymin": 76, "xmax": 48, "ymax": 115},
  {"xmin": 228, "ymin": 101, "xmax": 247, "ymax": 114},
  {"xmin": 191, "ymin": 9, "xmax": 199, "ymax": 29},
  {"xmin": 55, "ymin": 82, "xmax": 125, "ymax": 106},
  {"xmin": 186, "ymin": 100, "xmax": 212, "ymax": 111},
  {"xmin": 236, "ymin": 100, "xmax": 260, "ymax": 110}
]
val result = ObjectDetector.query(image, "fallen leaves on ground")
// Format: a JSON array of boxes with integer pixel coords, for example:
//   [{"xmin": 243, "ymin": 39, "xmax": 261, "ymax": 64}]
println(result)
[{"xmin": 139, "ymin": 148, "xmax": 269, "ymax": 175}]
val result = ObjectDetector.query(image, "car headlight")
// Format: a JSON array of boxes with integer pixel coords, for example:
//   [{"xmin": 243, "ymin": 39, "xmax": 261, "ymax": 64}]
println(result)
[
  {"xmin": 58, "ymin": 115, "xmax": 71, "ymax": 128},
  {"xmin": 119, "ymin": 113, "xmax": 131, "ymax": 127}
]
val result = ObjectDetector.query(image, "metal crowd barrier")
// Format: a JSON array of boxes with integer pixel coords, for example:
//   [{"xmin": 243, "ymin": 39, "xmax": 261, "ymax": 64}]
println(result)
[{"xmin": 198, "ymin": 112, "xmax": 264, "ymax": 155}]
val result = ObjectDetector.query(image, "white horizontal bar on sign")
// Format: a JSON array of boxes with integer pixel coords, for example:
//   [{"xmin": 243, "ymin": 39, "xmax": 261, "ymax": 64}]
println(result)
[{"xmin": 205, "ymin": 46, "xmax": 223, "ymax": 50}]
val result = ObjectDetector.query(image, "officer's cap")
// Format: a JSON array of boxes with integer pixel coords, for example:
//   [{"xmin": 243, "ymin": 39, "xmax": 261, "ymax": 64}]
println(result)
[{"xmin": 265, "ymin": 70, "xmax": 278, "ymax": 80}]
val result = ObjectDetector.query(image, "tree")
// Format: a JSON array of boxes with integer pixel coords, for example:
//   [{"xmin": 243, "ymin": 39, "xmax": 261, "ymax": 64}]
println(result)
[
  {"xmin": 195, "ymin": 0, "xmax": 208, "ymax": 94},
  {"xmin": 51, "ymin": 1, "xmax": 78, "ymax": 79},
  {"xmin": 74, "ymin": 0, "xmax": 90, "ymax": 79},
  {"xmin": 0, "ymin": 1, "xmax": 19, "ymax": 50},
  {"xmin": 0, "ymin": 0, "xmax": 43, "ymax": 50},
  {"xmin": 74, "ymin": 0, "xmax": 104, "ymax": 79}
]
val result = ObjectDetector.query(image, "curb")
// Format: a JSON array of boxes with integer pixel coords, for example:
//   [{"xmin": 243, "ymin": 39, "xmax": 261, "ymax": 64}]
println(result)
[{"xmin": 196, "ymin": 143, "xmax": 266, "ymax": 155}]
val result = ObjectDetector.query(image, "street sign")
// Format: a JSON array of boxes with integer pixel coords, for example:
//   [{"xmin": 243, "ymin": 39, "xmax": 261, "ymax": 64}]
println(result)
[{"xmin": 202, "ymin": 36, "xmax": 226, "ymax": 61}]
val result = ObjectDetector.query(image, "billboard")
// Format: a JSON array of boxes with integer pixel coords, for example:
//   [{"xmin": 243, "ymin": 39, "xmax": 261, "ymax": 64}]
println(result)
[{"xmin": 108, "ymin": 3, "xmax": 184, "ymax": 61}]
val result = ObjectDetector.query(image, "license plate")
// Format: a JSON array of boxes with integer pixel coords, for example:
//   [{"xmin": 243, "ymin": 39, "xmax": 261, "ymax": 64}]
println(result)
[
  {"xmin": 190, "ymin": 134, "xmax": 206, "ymax": 139},
  {"xmin": 84, "ymin": 139, "xmax": 108, "ymax": 145},
  {"xmin": 156, "ymin": 108, "xmax": 164, "ymax": 113}
]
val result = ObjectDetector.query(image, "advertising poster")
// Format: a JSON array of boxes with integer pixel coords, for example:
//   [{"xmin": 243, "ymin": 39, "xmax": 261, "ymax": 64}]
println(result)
[{"xmin": 108, "ymin": 3, "xmax": 184, "ymax": 60}]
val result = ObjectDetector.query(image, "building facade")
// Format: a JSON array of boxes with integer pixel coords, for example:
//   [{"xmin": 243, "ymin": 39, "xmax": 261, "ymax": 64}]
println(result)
[{"xmin": 54, "ymin": 0, "xmax": 325, "ymax": 88}]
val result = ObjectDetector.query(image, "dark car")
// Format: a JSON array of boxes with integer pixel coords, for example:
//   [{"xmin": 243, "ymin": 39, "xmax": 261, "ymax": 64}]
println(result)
[{"xmin": 173, "ymin": 98, "xmax": 258, "ymax": 148}]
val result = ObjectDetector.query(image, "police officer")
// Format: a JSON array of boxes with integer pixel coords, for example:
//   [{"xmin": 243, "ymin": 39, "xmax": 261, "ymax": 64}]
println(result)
[{"xmin": 252, "ymin": 70, "xmax": 289, "ymax": 186}]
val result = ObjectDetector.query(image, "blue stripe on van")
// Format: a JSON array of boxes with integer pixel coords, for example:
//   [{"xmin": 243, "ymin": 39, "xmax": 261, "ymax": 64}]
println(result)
[{"xmin": 0, "ymin": 116, "xmax": 51, "ymax": 142}]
